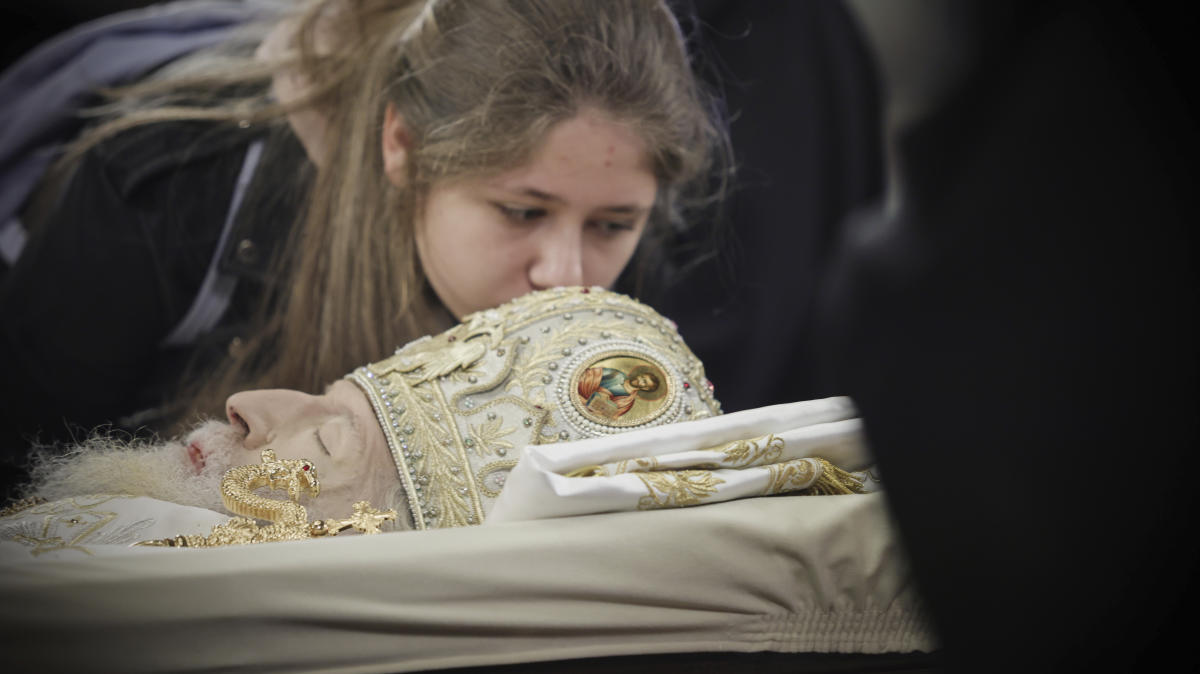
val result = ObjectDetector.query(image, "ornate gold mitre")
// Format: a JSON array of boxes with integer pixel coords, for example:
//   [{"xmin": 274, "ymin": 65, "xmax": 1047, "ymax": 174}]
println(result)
[{"xmin": 347, "ymin": 287, "xmax": 721, "ymax": 530}]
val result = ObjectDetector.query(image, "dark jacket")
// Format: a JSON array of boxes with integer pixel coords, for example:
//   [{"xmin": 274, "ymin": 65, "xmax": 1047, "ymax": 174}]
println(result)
[{"xmin": 0, "ymin": 119, "xmax": 307, "ymax": 491}]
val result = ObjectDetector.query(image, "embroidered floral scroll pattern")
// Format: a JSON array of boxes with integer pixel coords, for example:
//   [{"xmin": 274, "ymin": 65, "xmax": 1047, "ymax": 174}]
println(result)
[
  {"xmin": 762, "ymin": 459, "xmax": 819, "ymax": 495},
  {"xmin": 719, "ymin": 433, "xmax": 784, "ymax": 467},
  {"xmin": 614, "ymin": 456, "xmax": 659, "ymax": 474},
  {"xmin": 0, "ymin": 495, "xmax": 141, "ymax": 557},
  {"xmin": 504, "ymin": 322, "xmax": 597, "ymax": 405},
  {"xmin": 421, "ymin": 382, "xmax": 485, "ymax": 527},
  {"xmin": 467, "ymin": 416, "xmax": 516, "ymax": 457},
  {"xmin": 635, "ymin": 470, "xmax": 725, "ymax": 510}
]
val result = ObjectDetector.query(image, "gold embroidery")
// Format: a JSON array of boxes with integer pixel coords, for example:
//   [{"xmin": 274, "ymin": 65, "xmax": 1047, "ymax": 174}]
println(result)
[
  {"xmin": 383, "ymin": 311, "xmax": 505, "ymax": 385},
  {"xmin": 614, "ymin": 456, "xmax": 659, "ymax": 474},
  {"xmin": 762, "ymin": 458, "xmax": 870, "ymax": 496},
  {"xmin": 448, "ymin": 347, "xmax": 519, "ymax": 413},
  {"xmin": 476, "ymin": 460, "xmax": 519, "ymax": 498},
  {"xmin": 719, "ymin": 433, "xmax": 784, "ymax": 467},
  {"xmin": 446, "ymin": 359, "xmax": 487, "ymax": 385},
  {"xmin": 413, "ymin": 381, "xmax": 483, "ymax": 528},
  {"xmin": 466, "ymin": 416, "xmax": 517, "ymax": 457},
  {"xmin": 496, "ymin": 288, "xmax": 720, "ymax": 418},
  {"xmin": 807, "ymin": 458, "xmax": 871, "ymax": 495},
  {"xmin": 504, "ymin": 323, "xmax": 600, "ymax": 400},
  {"xmin": 635, "ymin": 470, "xmax": 724, "ymax": 510},
  {"xmin": 0, "ymin": 496, "xmax": 126, "ymax": 556},
  {"xmin": 564, "ymin": 464, "xmax": 607, "ymax": 478},
  {"xmin": 762, "ymin": 459, "xmax": 819, "ymax": 495}
]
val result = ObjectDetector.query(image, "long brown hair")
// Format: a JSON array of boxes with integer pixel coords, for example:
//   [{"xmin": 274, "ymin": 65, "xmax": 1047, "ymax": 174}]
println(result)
[{"xmin": 65, "ymin": 0, "xmax": 730, "ymax": 424}]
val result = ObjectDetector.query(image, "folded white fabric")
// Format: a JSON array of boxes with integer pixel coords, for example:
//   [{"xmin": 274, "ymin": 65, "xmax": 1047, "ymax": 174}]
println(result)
[
  {"xmin": 0, "ymin": 495, "xmax": 228, "ymax": 562},
  {"xmin": 488, "ymin": 397, "xmax": 881, "ymax": 523}
]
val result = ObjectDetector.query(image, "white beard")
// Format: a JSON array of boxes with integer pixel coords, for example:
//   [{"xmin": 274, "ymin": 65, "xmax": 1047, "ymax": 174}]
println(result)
[
  {"xmin": 25, "ymin": 420, "xmax": 243, "ymax": 515},
  {"xmin": 24, "ymin": 421, "xmax": 408, "ymax": 524}
]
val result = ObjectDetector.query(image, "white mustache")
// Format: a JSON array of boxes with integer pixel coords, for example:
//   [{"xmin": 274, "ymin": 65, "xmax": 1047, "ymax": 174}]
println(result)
[{"xmin": 26, "ymin": 419, "xmax": 245, "ymax": 514}]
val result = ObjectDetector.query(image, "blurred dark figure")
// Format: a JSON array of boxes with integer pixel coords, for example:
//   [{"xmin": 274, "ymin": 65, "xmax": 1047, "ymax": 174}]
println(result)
[
  {"xmin": 0, "ymin": 1, "xmax": 159, "ymax": 72},
  {"xmin": 818, "ymin": 1, "xmax": 1196, "ymax": 670},
  {"xmin": 652, "ymin": 0, "xmax": 885, "ymax": 412}
]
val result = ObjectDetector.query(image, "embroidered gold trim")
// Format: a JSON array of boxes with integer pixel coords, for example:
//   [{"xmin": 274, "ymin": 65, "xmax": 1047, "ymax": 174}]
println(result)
[
  {"xmin": 614, "ymin": 456, "xmax": 660, "ymax": 474},
  {"xmin": 719, "ymin": 433, "xmax": 785, "ymax": 467},
  {"xmin": 466, "ymin": 416, "xmax": 517, "ymax": 457},
  {"xmin": 807, "ymin": 458, "xmax": 871, "ymax": 495},
  {"xmin": 565, "ymin": 464, "xmax": 606, "ymax": 478},
  {"xmin": 635, "ymin": 470, "xmax": 725, "ymax": 510},
  {"xmin": 762, "ymin": 459, "xmax": 819, "ymax": 495},
  {"xmin": 476, "ymin": 460, "xmax": 519, "ymax": 498},
  {"xmin": 0, "ymin": 496, "xmax": 124, "ymax": 556}
]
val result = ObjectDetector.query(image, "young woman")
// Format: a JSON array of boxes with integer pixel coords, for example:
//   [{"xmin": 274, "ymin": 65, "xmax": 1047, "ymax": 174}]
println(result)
[{"xmin": 0, "ymin": 0, "xmax": 730, "ymax": 475}]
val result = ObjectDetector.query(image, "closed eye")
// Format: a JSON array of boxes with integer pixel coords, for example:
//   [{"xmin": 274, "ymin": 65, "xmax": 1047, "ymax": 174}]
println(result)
[{"xmin": 313, "ymin": 429, "xmax": 332, "ymax": 457}]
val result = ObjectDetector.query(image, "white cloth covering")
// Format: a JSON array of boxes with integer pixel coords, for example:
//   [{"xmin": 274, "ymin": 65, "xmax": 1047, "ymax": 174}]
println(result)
[
  {"xmin": 489, "ymin": 397, "xmax": 878, "ymax": 522},
  {"xmin": 0, "ymin": 491, "xmax": 933, "ymax": 672},
  {"xmin": 0, "ymin": 495, "xmax": 229, "ymax": 561}
]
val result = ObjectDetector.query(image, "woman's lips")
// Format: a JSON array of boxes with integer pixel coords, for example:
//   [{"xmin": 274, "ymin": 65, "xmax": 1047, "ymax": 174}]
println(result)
[{"xmin": 187, "ymin": 441, "xmax": 206, "ymax": 473}]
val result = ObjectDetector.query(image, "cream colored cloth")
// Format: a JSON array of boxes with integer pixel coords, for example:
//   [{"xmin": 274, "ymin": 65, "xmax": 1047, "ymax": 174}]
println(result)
[
  {"xmin": 0, "ymin": 495, "xmax": 228, "ymax": 561},
  {"xmin": 489, "ymin": 397, "xmax": 879, "ymax": 522},
  {"xmin": 0, "ymin": 492, "xmax": 933, "ymax": 671}
]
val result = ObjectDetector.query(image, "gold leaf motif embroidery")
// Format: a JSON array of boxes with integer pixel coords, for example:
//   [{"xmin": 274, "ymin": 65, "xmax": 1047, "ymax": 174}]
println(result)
[
  {"xmin": 719, "ymin": 433, "xmax": 785, "ymax": 467},
  {"xmin": 447, "ymin": 358, "xmax": 487, "ymax": 385},
  {"xmin": 806, "ymin": 459, "xmax": 871, "ymax": 495},
  {"xmin": 762, "ymin": 459, "xmax": 818, "ymax": 495},
  {"xmin": 504, "ymin": 323, "xmax": 598, "ymax": 397},
  {"xmin": 419, "ymin": 383, "xmax": 483, "ymax": 527},
  {"xmin": 635, "ymin": 470, "xmax": 725, "ymax": 510},
  {"xmin": 388, "ymin": 312, "xmax": 506, "ymax": 385},
  {"xmin": 467, "ymin": 417, "xmax": 516, "ymax": 456},
  {"xmin": 0, "ymin": 495, "xmax": 126, "ymax": 556},
  {"xmin": 614, "ymin": 456, "xmax": 659, "ymax": 474},
  {"xmin": 476, "ymin": 460, "xmax": 520, "ymax": 498}
]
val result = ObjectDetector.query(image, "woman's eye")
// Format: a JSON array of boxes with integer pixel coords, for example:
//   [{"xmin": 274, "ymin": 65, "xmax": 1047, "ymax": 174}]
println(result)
[
  {"xmin": 591, "ymin": 220, "xmax": 636, "ymax": 235},
  {"xmin": 496, "ymin": 204, "xmax": 546, "ymax": 223}
]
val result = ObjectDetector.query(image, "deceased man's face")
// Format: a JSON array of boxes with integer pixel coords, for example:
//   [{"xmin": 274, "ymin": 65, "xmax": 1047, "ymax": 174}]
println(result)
[
  {"xmin": 216, "ymin": 380, "xmax": 399, "ymax": 517},
  {"xmin": 28, "ymin": 381, "xmax": 400, "ymax": 521}
]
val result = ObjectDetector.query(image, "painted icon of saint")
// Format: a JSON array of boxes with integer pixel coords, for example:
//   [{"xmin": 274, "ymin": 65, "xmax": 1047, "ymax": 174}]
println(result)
[{"xmin": 577, "ymin": 365, "xmax": 662, "ymax": 420}]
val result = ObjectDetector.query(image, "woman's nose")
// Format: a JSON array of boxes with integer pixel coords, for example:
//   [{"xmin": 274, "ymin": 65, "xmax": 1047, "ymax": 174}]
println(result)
[
  {"xmin": 527, "ymin": 225, "xmax": 584, "ymax": 290},
  {"xmin": 225, "ymin": 389, "xmax": 315, "ymax": 449}
]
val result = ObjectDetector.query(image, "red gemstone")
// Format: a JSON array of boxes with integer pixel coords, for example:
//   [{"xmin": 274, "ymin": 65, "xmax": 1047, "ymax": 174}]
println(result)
[
  {"xmin": 582, "ymin": 288, "xmax": 590, "ymax": 293},
  {"xmin": 683, "ymin": 382, "xmax": 690, "ymax": 389},
  {"xmin": 302, "ymin": 465, "xmax": 310, "ymax": 471}
]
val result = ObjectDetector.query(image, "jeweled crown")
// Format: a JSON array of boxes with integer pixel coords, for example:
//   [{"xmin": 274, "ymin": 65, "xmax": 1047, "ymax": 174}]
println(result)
[{"xmin": 348, "ymin": 287, "xmax": 720, "ymax": 530}]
